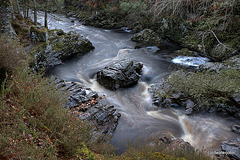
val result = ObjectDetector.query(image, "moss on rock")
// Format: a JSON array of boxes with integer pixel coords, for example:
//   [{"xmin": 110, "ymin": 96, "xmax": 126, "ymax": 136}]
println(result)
[
  {"xmin": 131, "ymin": 29, "xmax": 162, "ymax": 48},
  {"xmin": 30, "ymin": 26, "xmax": 47, "ymax": 42},
  {"xmin": 173, "ymin": 48, "xmax": 195, "ymax": 57},
  {"xmin": 31, "ymin": 31, "xmax": 94, "ymax": 71}
]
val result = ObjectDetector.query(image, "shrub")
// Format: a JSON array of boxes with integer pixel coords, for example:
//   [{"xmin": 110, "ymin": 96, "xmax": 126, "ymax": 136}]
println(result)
[
  {"xmin": 118, "ymin": 138, "xmax": 212, "ymax": 160},
  {"xmin": 0, "ymin": 65, "xmax": 94, "ymax": 159},
  {"xmin": 0, "ymin": 37, "xmax": 26, "ymax": 72},
  {"xmin": 120, "ymin": 1, "xmax": 147, "ymax": 15},
  {"xmin": 167, "ymin": 69, "xmax": 240, "ymax": 105},
  {"xmin": 0, "ymin": 36, "xmax": 27, "ymax": 84}
]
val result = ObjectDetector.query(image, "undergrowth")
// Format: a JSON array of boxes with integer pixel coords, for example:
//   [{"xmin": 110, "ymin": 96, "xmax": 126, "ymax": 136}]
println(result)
[
  {"xmin": 0, "ymin": 36, "xmax": 94, "ymax": 159},
  {"xmin": 117, "ymin": 139, "xmax": 212, "ymax": 160},
  {"xmin": 0, "ymin": 67, "xmax": 94, "ymax": 159},
  {"xmin": 167, "ymin": 70, "xmax": 240, "ymax": 105},
  {"xmin": 0, "ymin": 32, "xmax": 213, "ymax": 159}
]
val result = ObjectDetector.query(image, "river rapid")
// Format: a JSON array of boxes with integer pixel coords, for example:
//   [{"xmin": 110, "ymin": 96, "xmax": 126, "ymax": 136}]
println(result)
[{"xmin": 35, "ymin": 12, "xmax": 238, "ymax": 153}]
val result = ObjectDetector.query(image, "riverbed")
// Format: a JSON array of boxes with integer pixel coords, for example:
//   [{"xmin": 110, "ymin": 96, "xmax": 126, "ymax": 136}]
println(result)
[{"xmin": 34, "ymin": 11, "xmax": 238, "ymax": 153}]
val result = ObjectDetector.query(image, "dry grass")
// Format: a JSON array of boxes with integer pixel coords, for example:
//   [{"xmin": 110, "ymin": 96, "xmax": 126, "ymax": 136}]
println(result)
[{"xmin": 150, "ymin": 0, "xmax": 239, "ymax": 27}]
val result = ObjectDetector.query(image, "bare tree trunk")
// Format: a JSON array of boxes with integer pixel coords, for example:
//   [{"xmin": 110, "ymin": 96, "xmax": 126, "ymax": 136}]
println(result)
[
  {"xmin": 27, "ymin": 8, "xmax": 29, "ymax": 17},
  {"xmin": 23, "ymin": 0, "xmax": 26, "ymax": 18},
  {"xmin": 33, "ymin": 0, "xmax": 37, "ymax": 25},
  {"xmin": 44, "ymin": 0, "xmax": 48, "ymax": 28},
  {"xmin": 15, "ymin": 0, "xmax": 21, "ymax": 14},
  {"xmin": 44, "ymin": 9, "xmax": 48, "ymax": 28}
]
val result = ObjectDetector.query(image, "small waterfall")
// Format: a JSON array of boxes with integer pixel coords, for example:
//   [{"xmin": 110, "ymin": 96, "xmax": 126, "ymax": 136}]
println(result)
[{"xmin": 179, "ymin": 114, "xmax": 237, "ymax": 150}]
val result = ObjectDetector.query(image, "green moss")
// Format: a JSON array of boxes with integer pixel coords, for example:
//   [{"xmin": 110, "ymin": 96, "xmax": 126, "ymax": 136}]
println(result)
[
  {"xmin": 173, "ymin": 48, "xmax": 195, "ymax": 57},
  {"xmin": 30, "ymin": 25, "xmax": 47, "ymax": 34},
  {"xmin": 167, "ymin": 69, "xmax": 240, "ymax": 106},
  {"xmin": 52, "ymin": 40, "xmax": 64, "ymax": 52},
  {"xmin": 179, "ymin": 34, "xmax": 201, "ymax": 51},
  {"xmin": 77, "ymin": 143, "xmax": 96, "ymax": 160}
]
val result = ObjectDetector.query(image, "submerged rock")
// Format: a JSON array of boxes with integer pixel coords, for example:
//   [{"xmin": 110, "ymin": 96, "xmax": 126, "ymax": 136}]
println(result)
[
  {"xmin": 32, "ymin": 31, "xmax": 94, "ymax": 71},
  {"xmin": 51, "ymin": 76, "xmax": 120, "ymax": 141},
  {"xmin": 96, "ymin": 59, "xmax": 143, "ymax": 90},
  {"xmin": 131, "ymin": 29, "xmax": 162, "ymax": 48},
  {"xmin": 232, "ymin": 125, "xmax": 240, "ymax": 134}
]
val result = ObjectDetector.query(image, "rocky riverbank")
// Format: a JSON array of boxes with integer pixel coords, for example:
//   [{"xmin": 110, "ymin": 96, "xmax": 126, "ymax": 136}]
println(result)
[
  {"xmin": 51, "ymin": 76, "xmax": 121, "ymax": 141},
  {"xmin": 28, "ymin": 28, "xmax": 121, "ymax": 141},
  {"xmin": 30, "ymin": 30, "xmax": 94, "ymax": 72}
]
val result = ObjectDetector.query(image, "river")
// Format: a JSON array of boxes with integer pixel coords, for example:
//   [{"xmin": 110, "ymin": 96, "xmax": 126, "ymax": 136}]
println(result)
[{"xmin": 34, "ymin": 12, "xmax": 238, "ymax": 153}]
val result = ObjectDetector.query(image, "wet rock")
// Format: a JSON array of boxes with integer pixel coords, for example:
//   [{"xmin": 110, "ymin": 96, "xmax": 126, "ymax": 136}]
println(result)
[
  {"xmin": 211, "ymin": 102, "xmax": 240, "ymax": 119},
  {"xmin": 221, "ymin": 137, "xmax": 240, "ymax": 160},
  {"xmin": 198, "ymin": 54, "xmax": 240, "ymax": 72},
  {"xmin": 232, "ymin": 93, "xmax": 240, "ymax": 106},
  {"xmin": 184, "ymin": 99, "xmax": 195, "ymax": 115},
  {"xmin": 149, "ymin": 72, "xmax": 240, "ymax": 118},
  {"xmin": 161, "ymin": 98, "xmax": 173, "ymax": 108},
  {"xmin": 66, "ymin": 12, "xmax": 74, "ymax": 18},
  {"xmin": 232, "ymin": 125, "xmax": 240, "ymax": 134},
  {"xmin": 156, "ymin": 133, "xmax": 194, "ymax": 152},
  {"xmin": 51, "ymin": 76, "xmax": 120, "ymax": 141},
  {"xmin": 32, "ymin": 31, "xmax": 94, "ymax": 72},
  {"xmin": 131, "ymin": 29, "xmax": 162, "ymax": 48},
  {"xmin": 198, "ymin": 62, "xmax": 224, "ymax": 73},
  {"xmin": 96, "ymin": 59, "xmax": 143, "ymax": 90},
  {"xmin": 173, "ymin": 48, "xmax": 196, "ymax": 57}
]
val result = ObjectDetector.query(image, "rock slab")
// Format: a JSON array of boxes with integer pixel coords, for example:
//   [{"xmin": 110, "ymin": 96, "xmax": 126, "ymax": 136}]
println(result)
[
  {"xmin": 32, "ymin": 31, "xmax": 94, "ymax": 72},
  {"xmin": 221, "ymin": 137, "xmax": 240, "ymax": 160},
  {"xmin": 52, "ymin": 76, "xmax": 120, "ymax": 141}
]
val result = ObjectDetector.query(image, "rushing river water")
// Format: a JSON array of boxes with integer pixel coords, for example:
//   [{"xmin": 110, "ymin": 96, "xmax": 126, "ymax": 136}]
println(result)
[{"xmin": 35, "ymin": 12, "xmax": 238, "ymax": 153}]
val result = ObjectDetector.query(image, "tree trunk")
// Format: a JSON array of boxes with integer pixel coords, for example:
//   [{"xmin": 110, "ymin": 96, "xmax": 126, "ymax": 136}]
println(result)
[
  {"xmin": 27, "ymin": 8, "xmax": 29, "ymax": 18},
  {"xmin": 15, "ymin": 0, "xmax": 21, "ymax": 14},
  {"xmin": 44, "ymin": 9, "xmax": 48, "ymax": 28},
  {"xmin": 44, "ymin": 0, "xmax": 48, "ymax": 28},
  {"xmin": 23, "ymin": 0, "xmax": 26, "ymax": 18},
  {"xmin": 33, "ymin": 0, "xmax": 37, "ymax": 25}
]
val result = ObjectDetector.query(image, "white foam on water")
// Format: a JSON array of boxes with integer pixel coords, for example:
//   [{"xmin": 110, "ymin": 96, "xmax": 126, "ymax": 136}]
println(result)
[
  {"xmin": 178, "ymin": 114, "xmax": 235, "ymax": 150},
  {"xmin": 172, "ymin": 56, "xmax": 209, "ymax": 67},
  {"xmin": 117, "ymin": 49, "xmax": 134, "ymax": 58}
]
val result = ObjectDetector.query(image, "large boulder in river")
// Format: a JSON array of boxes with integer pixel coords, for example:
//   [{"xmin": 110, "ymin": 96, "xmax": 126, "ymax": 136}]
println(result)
[
  {"xmin": 97, "ymin": 59, "xmax": 143, "ymax": 90},
  {"xmin": 31, "ymin": 31, "xmax": 94, "ymax": 72},
  {"xmin": 131, "ymin": 29, "xmax": 162, "ymax": 48}
]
